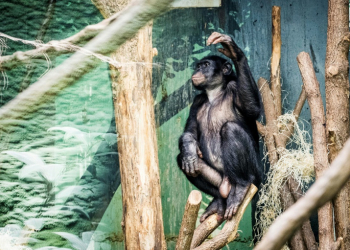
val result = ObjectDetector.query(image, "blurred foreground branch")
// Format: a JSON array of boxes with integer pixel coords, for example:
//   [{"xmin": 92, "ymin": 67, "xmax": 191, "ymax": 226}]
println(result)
[
  {"xmin": 0, "ymin": 0, "xmax": 173, "ymax": 125},
  {"xmin": 1, "ymin": 0, "xmax": 126, "ymax": 71},
  {"xmin": 254, "ymin": 138, "xmax": 350, "ymax": 250}
]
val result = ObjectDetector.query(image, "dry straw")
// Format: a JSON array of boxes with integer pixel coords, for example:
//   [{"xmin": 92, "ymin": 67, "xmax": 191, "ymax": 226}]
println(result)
[{"xmin": 254, "ymin": 113, "xmax": 315, "ymax": 250}]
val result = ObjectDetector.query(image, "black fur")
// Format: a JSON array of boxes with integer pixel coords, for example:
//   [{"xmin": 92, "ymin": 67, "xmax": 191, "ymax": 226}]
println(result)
[{"xmin": 177, "ymin": 37, "xmax": 263, "ymax": 201}]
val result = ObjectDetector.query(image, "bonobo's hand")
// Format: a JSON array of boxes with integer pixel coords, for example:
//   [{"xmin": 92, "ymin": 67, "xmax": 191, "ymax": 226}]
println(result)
[
  {"xmin": 207, "ymin": 32, "xmax": 239, "ymax": 60},
  {"xmin": 181, "ymin": 143, "xmax": 199, "ymax": 177}
]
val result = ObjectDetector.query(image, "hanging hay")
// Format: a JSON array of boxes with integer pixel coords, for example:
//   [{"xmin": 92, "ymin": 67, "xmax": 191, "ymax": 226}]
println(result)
[
  {"xmin": 0, "ymin": 231, "xmax": 32, "ymax": 250},
  {"xmin": 254, "ymin": 113, "xmax": 315, "ymax": 250}
]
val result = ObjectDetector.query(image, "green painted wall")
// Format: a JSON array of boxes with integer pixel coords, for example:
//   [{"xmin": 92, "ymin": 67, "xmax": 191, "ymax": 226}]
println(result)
[{"xmin": 0, "ymin": 0, "xmax": 329, "ymax": 249}]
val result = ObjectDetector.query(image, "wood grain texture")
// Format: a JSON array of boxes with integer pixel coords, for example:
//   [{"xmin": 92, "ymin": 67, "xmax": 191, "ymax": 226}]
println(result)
[{"xmin": 176, "ymin": 190, "xmax": 202, "ymax": 250}]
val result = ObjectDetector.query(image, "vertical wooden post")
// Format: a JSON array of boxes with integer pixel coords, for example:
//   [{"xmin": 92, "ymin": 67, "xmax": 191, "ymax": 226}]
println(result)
[
  {"xmin": 325, "ymin": 0, "xmax": 350, "ymax": 248},
  {"xmin": 297, "ymin": 52, "xmax": 334, "ymax": 250},
  {"xmin": 91, "ymin": 1, "xmax": 167, "ymax": 249}
]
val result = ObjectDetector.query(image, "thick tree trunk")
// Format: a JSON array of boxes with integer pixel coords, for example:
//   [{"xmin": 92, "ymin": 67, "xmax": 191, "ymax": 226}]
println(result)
[
  {"xmin": 91, "ymin": 1, "xmax": 169, "ymax": 249},
  {"xmin": 297, "ymin": 52, "xmax": 334, "ymax": 250},
  {"xmin": 325, "ymin": 0, "xmax": 350, "ymax": 248},
  {"xmin": 112, "ymin": 22, "xmax": 166, "ymax": 249}
]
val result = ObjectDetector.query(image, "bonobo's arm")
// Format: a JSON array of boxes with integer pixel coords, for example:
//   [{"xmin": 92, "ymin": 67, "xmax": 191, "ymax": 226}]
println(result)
[
  {"xmin": 207, "ymin": 32, "xmax": 262, "ymax": 120},
  {"xmin": 178, "ymin": 94, "xmax": 206, "ymax": 177}
]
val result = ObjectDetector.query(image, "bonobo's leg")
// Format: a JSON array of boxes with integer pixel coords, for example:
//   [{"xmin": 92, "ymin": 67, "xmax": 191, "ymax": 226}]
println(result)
[
  {"xmin": 220, "ymin": 122, "xmax": 260, "ymax": 219},
  {"xmin": 177, "ymin": 154, "xmax": 226, "ymax": 221}
]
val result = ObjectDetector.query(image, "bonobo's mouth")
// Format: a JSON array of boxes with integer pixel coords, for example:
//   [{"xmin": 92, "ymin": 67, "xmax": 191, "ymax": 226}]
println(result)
[{"xmin": 192, "ymin": 74, "xmax": 205, "ymax": 86}]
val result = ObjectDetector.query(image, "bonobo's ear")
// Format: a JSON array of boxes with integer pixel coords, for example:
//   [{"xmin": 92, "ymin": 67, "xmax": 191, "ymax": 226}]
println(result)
[{"xmin": 222, "ymin": 62, "xmax": 233, "ymax": 75}]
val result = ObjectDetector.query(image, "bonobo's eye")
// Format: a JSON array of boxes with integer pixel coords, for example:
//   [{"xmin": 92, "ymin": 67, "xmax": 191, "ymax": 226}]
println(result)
[
  {"xmin": 196, "ymin": 64, "xmax": 200, "ymax": 70},
  {"xmin": 205, "ymin": 62, "xmax": 210, "ymax": 67}
]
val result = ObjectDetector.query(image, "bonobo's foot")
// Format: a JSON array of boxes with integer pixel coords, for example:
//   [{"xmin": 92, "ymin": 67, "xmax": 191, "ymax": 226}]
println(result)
[
  {"xmin": 219, "ymin": 176, "xmax": 232, "ymax": 198},
  {"xmin": 200, "ymin": 197, "xmax": 226, "ymax": 223},
  {"xmin": 224, "ymin": 183, "xmax": 250, "ymax": 220}
]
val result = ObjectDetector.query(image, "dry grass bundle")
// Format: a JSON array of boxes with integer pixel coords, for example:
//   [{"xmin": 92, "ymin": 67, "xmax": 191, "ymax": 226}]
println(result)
[{"xmin": 254, "ymin": 113, "xmax": 315, "ymax": 250}]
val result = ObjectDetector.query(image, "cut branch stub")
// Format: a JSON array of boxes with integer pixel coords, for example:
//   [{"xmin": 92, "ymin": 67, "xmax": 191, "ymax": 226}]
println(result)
[{"xmin": 176, "ymin": 190, "xmax": 202, "ymax": 250}]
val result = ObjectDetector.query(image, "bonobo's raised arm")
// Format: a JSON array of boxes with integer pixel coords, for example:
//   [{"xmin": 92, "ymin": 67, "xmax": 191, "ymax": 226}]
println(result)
[{"xmin": 207, "ymin": 32, "xmax": 262, "ymax": 120}]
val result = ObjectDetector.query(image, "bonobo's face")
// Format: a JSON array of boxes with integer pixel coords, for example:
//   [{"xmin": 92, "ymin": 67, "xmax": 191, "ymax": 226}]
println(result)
[{"xmin": 192, "ymin": 56, "xmax": 232, "ymax": 90}]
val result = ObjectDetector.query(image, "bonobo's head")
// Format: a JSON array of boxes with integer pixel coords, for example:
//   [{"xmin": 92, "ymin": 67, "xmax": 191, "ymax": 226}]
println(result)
[{"xmin": 191, "ymin": 55, "xmax": 234, "ymax": 90}]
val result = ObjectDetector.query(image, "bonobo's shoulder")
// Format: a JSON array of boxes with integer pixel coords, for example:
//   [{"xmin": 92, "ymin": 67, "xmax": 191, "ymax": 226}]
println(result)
[{"xmin": 226, "ymin": 81, "xmax": 238, "ymax": 92}]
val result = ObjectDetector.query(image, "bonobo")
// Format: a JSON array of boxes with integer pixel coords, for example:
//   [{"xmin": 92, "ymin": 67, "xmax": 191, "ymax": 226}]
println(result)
[{"xmin": 177, "ymin": 32, "xmax": 262, "ymax": 222}]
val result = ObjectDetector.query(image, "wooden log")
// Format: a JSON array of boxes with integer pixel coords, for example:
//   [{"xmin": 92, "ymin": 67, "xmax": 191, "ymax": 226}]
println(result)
[
  {"xmin": 325, "ymin": 0, "xmax": 350, "ymax": 248},
  {"xmin": 191, "ymin": 214, "xmax": 224, "ymax": 249},
  {"xmin": 281, "ymin": 183, "xmax": 307, "ymax": 250},
  {"xmin": 176, "ymin": 190, "xmax": 202, "ymax": 250},
  {"xmin": 297, "ymin": 52, "xmax": 333, "ymax": 250},
  {"xmin": 90, "ymin": 0, "xmax": 174, "ymax": 249},
  {"xmin": 192, "ymin": 184, "xmax": 258, "ymax": 250},
  {"xmin": 254, "ymin": 138, "xmax": 350, "ymax": 250},
  {"xmin": 288, "ymin": 178, "xmax": 318, "ymax": 250},
  {"xmin": 270, "ymin": 6, "xmax": 282, "ymax": 118}
]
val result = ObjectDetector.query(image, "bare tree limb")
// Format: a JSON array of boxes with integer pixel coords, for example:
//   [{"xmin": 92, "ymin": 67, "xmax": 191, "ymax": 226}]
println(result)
[
  {"xmin": 256, "ymin": 121, "xmax": 267, "ymax": 137},
  {"xmin": 270, "ymin": 6, "xmax": 282, "ymax": 117},
  {"xmin": 0, "ymin": 5, "xmax": 123, "ymax": 71},
  {"xmin": 190, "ymin": 215, "xmax": 224, "ymax": 249},
  {"xmin": 280, "ymin": 182, "xmax": 307, "ymax": 250},
  {"xmin": 254, "ymin": 138, "xmax": 350, "ymax": 250},
  {"xmin": 325, "ymin": 1, "xmax": 350, "ymax": 247},
  {"xmin": 0, "ymin": 0, "xmax": 174, "ymax": 125},
  {"xmin": 287, "ymin": 178, "xmax": 318, "ymax": 250},
  {"xmin": 298, "ymin": 51, "xmax": 334, "ymax": 250},
  {"xmin": 176, "ymin": 191, "xmax": 202, "ymax": 250},
  {"xmin": 192, "ymin": 185, "xmax": 257, "ymax": 250}
]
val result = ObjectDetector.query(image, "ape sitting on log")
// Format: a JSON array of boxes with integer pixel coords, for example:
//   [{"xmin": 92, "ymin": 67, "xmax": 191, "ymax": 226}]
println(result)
[{"xmin": 177, "ymin": 32, "xmax": 262, "ymax": 222}]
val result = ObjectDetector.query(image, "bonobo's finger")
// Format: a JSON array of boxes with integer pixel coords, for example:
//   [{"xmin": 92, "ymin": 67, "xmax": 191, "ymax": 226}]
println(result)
[
  {"xmin": 181, "ymin": 160, "xmax": 186, "ymax": 171},
  {"xmin": 206, "ymin": 32, "xmax": 222, "ymax": 46},
  {"xmin": 189, "ymin": 162, "xmax": 196, "ymax": 176},
  {"xmin": 224, "ymin": 206, "xmax": 235, "ymax": 220},
  {"xmin": 193, "ymin": 158, "xmax": 199, "ymax": 172},
  {"xmin": 185, "ymin": 162, "xmax": 190, "ymax": 174}
]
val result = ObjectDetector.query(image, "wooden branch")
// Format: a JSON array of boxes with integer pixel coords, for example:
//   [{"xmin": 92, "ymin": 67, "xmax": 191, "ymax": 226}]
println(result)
[
  {"xmin": 192, "ymin": 185, "xmax": 258, "ymax": 250},
  {"xmin": 254, "ymin": 138, "xmax": 350, "ymax": 250},
  {"xmin": 191, "ymin": 214, "xmax": 224, "ymax": 249},
  {"xmin": 279, "ymin": 87, "xmax": 307, "ymax": 146},
  {"xmin": 298, "ymin": 51, "xmax": 334, "ymax": 250},
  {"xmin": 281, "ymin": 183, "xmax": 307, "ymax": 250},
  {"xmin": 0, "ymin": 6, "xmax": 123, "ymax": 71},
  {"xmin": 256, "ymin": 121, "xmax": 267, "ymax": 137},
  {"xmin": 270, "ymin": 6, "xmax": 282, "ymax": 117},
  {"xmin": 258, "ymin": 77, "xmax": 282, "ymax": 164},
  {"xmin": 0, "ymin": 0, "xmax": 174, "ymax": 125},
  {"xmin": 325, "ymin": 1, "xmax": 350, "ymax": 247},
  {"xmin": 176, "ymin": 191, "xmax": 202, "ymax": 250},
  {"xmin": 287, "ymin": 178, "xmax": 318, "ymax": 250}
]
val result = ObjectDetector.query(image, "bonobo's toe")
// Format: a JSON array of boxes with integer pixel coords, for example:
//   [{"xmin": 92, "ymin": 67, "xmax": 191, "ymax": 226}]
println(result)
[{"xmin": 200, "ymin": 197, "xmax": 225, "ymax": 223}]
